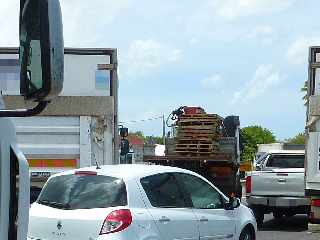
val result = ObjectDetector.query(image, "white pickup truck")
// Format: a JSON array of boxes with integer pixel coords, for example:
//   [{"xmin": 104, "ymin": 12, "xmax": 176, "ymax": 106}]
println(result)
[{"xmin": 246, "ymin": 150, "xmax": 310, "ymax": 227}]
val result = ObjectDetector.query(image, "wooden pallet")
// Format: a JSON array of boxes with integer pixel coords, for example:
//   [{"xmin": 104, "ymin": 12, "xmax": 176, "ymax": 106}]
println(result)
[
  {"xmin": 177, "ymin": 136, "xmax": 217, "ymax": 140},
  {"xmin": 176, "ymin": 139, "xmax": 215, "ymax": 144},
  {"xmin": 178, "ymin": 121, "xmax": 219, "ymax": 127},
  {"xmin": 175, "ymin": 143, "xmax": 216, "ymax": 149},
  {"xmin": 178, "ymin": 125, "xmax": 216, "ymax": 130},
  {"xmin": 179, "ymin": 114, "xmax": 221, "ymax": 119}
]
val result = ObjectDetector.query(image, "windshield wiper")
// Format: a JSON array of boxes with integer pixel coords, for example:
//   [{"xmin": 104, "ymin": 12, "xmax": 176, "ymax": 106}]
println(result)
[{"xmin": 38, "ymin": 199, "xmax": 71, "ymax": 209}]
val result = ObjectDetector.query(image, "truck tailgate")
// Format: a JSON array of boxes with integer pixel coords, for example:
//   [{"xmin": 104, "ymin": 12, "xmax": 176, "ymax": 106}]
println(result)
[{"xmin": 251, "ymin": 168, "xmax": 305, "ymax": 197}]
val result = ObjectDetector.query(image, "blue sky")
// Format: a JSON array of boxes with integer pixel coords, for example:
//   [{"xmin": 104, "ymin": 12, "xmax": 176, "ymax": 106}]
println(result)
[{"xmin": 1, "ymin": 0, "xmax": 319, "ymax": 140}]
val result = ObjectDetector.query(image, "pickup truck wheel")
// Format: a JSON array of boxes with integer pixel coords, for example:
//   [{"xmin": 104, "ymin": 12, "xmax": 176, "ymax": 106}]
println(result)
[{"xmin": 252, "ymin": 208, "xmax": 264, "ymax": 228}]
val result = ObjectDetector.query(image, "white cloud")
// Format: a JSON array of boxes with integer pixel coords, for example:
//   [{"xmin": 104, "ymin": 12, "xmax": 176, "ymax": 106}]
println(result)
[
  {"xmin": 212, "ymin": 0, "xmax": 295, "ymax": 21},
  {"xmin": 122, "ymin": 39, "xmax": 182, "ymax": 79},
  {"xmin": 0, "ymin": 0, "xmax": 131, "ymax": 47},
  {"xmin": 230, "ymin": 64, "xmax": 283, "ymax": 104},
  {"xmin": 244, "ymin": 25, "xmax": 275, "ymax": 45},
  {"xmin": 60, "ymin": 0, "xmax": 132, "ymax": 47},
  {"xmin": 189, "ymin": 38, "xmax": 199, "ymax": 45},
  {"xmin": 246, "ymin": 25, "xmax": 274, "ymax": 39},
  {"xmin": 286, "ymin": 37, "xmax": 320, "ymax": 65},
  {"xmin": 201, "ymin": 74, "xmax": 222, "ymax": 88}
]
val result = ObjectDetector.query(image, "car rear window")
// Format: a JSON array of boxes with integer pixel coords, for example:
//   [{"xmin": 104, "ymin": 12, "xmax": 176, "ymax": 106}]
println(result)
[
  {"xmin": 266, "ymin": 154, "xmax": 305, "ymax": 168},
  {"xmin": 37, "ymin": 174, "xmax": 127, "ymax": 210}
]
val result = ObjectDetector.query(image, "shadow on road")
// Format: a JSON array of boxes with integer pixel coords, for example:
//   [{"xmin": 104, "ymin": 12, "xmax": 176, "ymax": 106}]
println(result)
[{"xmin": 260, "ymin": 215, "xmax": 308, "ymax": 232}]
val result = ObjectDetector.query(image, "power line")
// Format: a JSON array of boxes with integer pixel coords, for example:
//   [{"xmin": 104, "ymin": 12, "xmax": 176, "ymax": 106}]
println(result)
[{"xmin": 119, "ymin": 116, "xmax": 163, "ymax": 124}]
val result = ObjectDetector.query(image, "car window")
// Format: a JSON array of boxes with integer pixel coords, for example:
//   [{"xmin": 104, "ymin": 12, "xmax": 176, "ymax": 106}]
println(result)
[
  {"xmin": 266, "ymin": 154, "xmax": 305, "ymax": 168},
  {"xmin": 37, "ymin": 175, "xmax": 127, "ymax": 209},
  {"xmin": 175, "ymin": 173, "xmax": 224, "ymax": 209},
  {"xmin": 140, "ymin": 173, "xmax": 187, "ymax": 208}
]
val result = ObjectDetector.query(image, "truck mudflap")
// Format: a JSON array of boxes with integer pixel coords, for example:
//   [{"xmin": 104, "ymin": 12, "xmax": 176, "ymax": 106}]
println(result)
[{"xmin": 247, "ymin": 196, "xmax": 310, "ymax": 207}]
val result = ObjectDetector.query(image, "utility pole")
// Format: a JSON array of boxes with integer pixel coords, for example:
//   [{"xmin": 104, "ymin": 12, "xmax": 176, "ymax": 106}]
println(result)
[{"xmin": 162, "ymin": 114, "xmax": 166, "ymax": 146}]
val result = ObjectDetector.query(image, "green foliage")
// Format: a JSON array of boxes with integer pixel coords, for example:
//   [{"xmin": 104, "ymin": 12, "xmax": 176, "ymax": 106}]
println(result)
[
  {"xmin": 145, "ymin": 136, "xmax": 164, "ymax": 145},
  {"xmin": 129, "ymin": 131, "xmax": 164, "ymax": 144},
  {"xmin": 131, "ymin": 131, "xmax": 144, "ymax": 138},
  {"xmin": 241, "ymin": 126, "xmax": 276, "ymax": 162},
  {"xmin": 285, "ymin": 132, "xmax": 305, "ymax": 144}
]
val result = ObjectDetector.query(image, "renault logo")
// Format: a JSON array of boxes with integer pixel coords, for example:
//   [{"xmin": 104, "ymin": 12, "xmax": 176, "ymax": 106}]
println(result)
[{"xmin": 57, "ymin": 221, "xmax": 62, "ymax": 230}]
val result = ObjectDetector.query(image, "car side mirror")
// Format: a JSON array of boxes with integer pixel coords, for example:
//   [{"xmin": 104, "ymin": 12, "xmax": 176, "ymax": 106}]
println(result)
[{"xmin": 225, "ymin": 196, "xmax": 240, "ymax": 210}]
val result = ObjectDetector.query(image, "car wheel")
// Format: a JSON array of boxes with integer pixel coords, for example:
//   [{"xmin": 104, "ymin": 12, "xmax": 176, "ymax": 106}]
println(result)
[{"xmin": 239, "ymin": 227, "xmax": 254, "ymax": 240}]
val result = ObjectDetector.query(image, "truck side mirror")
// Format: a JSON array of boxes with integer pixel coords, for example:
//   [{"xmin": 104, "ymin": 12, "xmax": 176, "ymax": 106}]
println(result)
[
  {"xmin": 0, "ymin": 0, "xmax": 64, "ymax": 118},
  {"xmin": 20, "ymin": 0, "xmax": 64, "ymax": 101}
]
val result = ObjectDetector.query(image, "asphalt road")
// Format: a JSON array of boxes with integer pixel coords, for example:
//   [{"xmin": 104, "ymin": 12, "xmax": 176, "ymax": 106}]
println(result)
[{"xmin": 257, "ymin": 214, "xmax": 320, "ymax": 240}]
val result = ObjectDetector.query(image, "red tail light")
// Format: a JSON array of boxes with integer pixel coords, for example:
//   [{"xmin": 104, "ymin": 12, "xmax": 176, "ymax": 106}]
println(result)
[
  {"xmin": 246, "ymin": 176, "xmax": 252, "ymax": 194},
  {"xmin": 100, "ymin": 209, "xmax": 132, "ymax": 235},
  {"xmin": 311, "ymin": 199, "xmax": 320, "ymax": 207}
]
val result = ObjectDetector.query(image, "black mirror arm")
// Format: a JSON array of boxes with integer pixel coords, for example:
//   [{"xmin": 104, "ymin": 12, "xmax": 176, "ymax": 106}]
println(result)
[{"xmin": 0, "ymin": 101, "xmax": 48, "ymax": 117}]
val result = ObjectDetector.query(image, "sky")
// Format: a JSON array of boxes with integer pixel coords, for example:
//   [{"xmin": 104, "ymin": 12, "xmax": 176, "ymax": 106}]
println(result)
[{"xmin": 1, "ymin": 0, "xmax": 319, "ymax": 140}]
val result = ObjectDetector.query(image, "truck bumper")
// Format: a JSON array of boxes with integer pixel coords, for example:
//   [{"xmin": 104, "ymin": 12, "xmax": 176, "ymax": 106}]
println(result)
[{"xmin": 247, "ymin": 196, "xmax": 310, "ymax": 207}]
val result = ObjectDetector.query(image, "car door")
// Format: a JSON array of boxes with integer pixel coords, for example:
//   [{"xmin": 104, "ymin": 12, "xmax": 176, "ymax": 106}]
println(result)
[
  {"xmin": 175, "ymin": 173, "xmax": 236, "ymax": 240},
  {"xmin": 139, "ymin": 173, "xmax": 199, "ymax": 240}
]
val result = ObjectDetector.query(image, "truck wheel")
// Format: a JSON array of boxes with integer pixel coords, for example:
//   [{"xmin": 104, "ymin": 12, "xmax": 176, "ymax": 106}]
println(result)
[
  {"xmin": 273, "ymin": 211, "xmax": 283, "ymax": 219},
  {"xmin": 252, "ymin": 208, "xmax": 264, "ymax": 228},
  {"xmin": 284, "ymin": 212, "xmax": 295, "ymax": 218}
]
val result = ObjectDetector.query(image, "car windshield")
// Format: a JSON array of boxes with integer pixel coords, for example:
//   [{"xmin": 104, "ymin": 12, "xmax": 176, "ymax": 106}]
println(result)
[
  {"xmin": 266, "ymin": 154, "xmax": 305, "ymax": 168},
  {"xmin": 37, "ymin": 174, "xmax": 127, "ymax": 210}
]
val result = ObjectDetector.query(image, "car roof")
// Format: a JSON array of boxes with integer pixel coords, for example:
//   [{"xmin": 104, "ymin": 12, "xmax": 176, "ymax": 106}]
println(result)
[{"xmin": 52, "ymin": 164, "xmax": 193, "ymax": 181}]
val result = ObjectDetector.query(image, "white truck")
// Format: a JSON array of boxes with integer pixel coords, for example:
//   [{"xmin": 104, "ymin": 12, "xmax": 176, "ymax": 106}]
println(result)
[
  {"xmin": 1, "ymin": 48, "xmax": 119, "ymax": 201},
  {"xmin": 246, "ymin": 150, "xmax": 310, "ymax": 227},
  {"xmin": 305, "ymin": 46, "xmax": 320, "ymax": 225}
]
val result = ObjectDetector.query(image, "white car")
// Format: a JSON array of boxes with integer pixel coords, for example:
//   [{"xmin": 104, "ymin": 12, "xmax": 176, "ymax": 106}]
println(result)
[{"xmin": 28, "ymin": 164, "xmax": 257, "ymax": 240}]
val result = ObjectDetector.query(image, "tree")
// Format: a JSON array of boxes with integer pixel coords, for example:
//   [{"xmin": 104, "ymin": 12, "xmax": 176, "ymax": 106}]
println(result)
[
  {"xmin": 130, "ymin": 131, "xmax": 144, "ymax": 138},
  {"xmin": 285, "ymin": 133, "xmax": 305, "ymax": 144},
  {"xmin": 241, "ymin": 126, "xmax": 276, "ymax": 162},
  {"xmin": 145, "ymin": 135, "xmax": 164, "ymax": 145},
  {"xmin": 129, "ymin": 131, "xmax": 164, "ymax": 145}
]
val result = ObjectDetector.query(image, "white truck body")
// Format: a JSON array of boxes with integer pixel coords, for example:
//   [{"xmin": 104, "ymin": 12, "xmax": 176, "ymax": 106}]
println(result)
[
  {"xmin": 0, "ymin": 48, "xmax": 119, "ymax": 189},
  {"xmin": 305, "ymin": 47, "xmax": 320, "ymax": 224}
]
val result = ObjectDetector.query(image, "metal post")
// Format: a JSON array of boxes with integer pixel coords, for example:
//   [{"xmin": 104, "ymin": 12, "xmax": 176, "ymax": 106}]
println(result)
[{"xmin": 162, "ymin": 114, "xmax": 166, "ymax": 146}]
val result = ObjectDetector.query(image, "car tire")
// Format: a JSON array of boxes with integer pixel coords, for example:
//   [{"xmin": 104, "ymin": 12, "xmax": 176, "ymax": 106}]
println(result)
[
  {"xmin": 239, "ymin": 227, "xmax": 254, "ymax": 240},
  {"xmin": 252, "ymin": 208, "xmax": 264, "ymax": 228}
]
